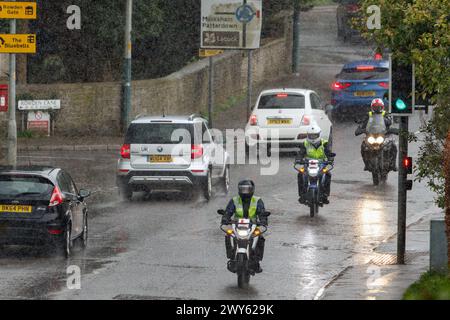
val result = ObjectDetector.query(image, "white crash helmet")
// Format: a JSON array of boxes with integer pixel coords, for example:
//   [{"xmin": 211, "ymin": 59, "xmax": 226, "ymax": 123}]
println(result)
[{"xmin": 307, "ymin": 126, "xmax": 322, "ymax": 145}]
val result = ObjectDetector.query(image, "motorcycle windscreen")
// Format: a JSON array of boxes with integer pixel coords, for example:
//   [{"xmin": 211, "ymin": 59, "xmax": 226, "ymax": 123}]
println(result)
[{"xmin": 366, "ymin": 113, "xmax": 387, "ymax": 135}]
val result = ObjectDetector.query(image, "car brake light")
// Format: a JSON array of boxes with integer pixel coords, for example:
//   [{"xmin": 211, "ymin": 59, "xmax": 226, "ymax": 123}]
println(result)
[
  {"xmin": 191, "ymin": 144, "xmax": 203, "ymax": 159},
  {"xmin": 331, "ymin": 82, "xmax": 351, "ymax": 90},
  {"xmin": 47, "ymin": 227, "xmax": 63, "ymax": 235},
  {"xmin": 249, "ymin": 114, "xmax": 258, "ymax": 126},
  {"xmin": 356, "ymin": 65, "xmax": 375, "ymax": 71},
  {"xmin": 49, "ymin": 186, "xmax": 64, "ymax": 207},
  {"xmin": 374, "ymin": 53, "xmax": 383, "ymax": 60},
  {"xmin": 121, "ymin": 144, "xmax": 130, "ymax": 159},
  {"xmin": 276, "ymin": 93, "xmax": 288, "ymax": 98},
  {"xmin": 378, "ymin": 82, "xmax": 389, "ymax": 88},
  {"xmin": 301, "ymin": 115, "xmax": 311, "ymax": 126}
]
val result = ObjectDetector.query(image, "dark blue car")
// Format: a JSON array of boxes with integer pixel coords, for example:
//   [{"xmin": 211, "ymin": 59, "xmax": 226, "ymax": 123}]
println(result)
[{"xmin": 330, "ymin": 58, "xmax": 389, "ymax": 120}]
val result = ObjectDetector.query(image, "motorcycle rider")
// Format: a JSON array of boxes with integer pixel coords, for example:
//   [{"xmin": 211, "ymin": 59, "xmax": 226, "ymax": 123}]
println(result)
[
  {"xmin": 355, "ymin": 98, "xmax": 397, "ymax": 171},
  {"xmin": 221, "ymin": 180, "xmax": 268, "ymax": 274},
  {"xmin": 296, "ymin": 126, "xmax": 335, "ymax": 205}
]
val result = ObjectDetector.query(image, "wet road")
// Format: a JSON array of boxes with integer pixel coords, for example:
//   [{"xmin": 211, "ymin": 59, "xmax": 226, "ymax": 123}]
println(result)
[{"xmin": 0, "ymin": 5, "xmax": 439, "ymax": 300}]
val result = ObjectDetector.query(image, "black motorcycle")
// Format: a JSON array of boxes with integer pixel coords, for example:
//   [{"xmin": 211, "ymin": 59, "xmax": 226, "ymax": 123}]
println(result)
[
  {"xmin": 357, "ymin": 115, "xmax": 399, "ymax": 185},
  {"xmin": 294, "ymin": 159, "xmax": 334, "ymax": 217}
]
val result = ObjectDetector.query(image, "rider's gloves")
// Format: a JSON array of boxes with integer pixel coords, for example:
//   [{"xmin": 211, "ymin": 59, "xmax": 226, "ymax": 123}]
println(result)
[
  {"xmin": 259, "ymin": 218, "xmax": 268, "ymax": 227},
  {"xmin": 221, "ymin": 217, "xmax": 231, "ymax": 225}
]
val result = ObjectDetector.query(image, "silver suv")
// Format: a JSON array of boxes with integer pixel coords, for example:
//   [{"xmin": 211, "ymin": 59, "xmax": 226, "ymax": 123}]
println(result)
[{"xmin": 117, "ymin": 114, "xmax": 230, "ymax": 201}]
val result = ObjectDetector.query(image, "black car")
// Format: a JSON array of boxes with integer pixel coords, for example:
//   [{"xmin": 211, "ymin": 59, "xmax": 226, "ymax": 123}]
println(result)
[{"xmin": 0, "ymin": 166, "xmax": 90, "ymax": 257}]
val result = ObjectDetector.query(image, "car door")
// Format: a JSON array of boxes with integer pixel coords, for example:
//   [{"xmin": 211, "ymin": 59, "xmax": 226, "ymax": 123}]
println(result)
[
  {"xmin": 65, "ymin": 172, "xmax": 84, "ymax": 238},
  {"xmin": 59, "ymin": 172, "xmax": 82, "ymax": 238},
  {"xmin": 310, "ymin": 92, "xmax": 332, "ymax": 140}
]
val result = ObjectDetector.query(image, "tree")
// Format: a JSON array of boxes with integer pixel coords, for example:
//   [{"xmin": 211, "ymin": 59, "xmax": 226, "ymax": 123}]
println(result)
[{"xmin": 355, "ymin": 0, "xmax": 450, "ymax": 267}]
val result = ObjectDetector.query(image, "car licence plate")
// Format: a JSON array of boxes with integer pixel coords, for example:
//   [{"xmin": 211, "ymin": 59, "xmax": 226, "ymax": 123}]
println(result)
[
  {"xmin": 267, "ymin": 119, "xmax": 292, "ymax": 125},
  {"xmin": 0, "ymin": 205, "xmax": 32, "ymax": 213},
  {"xmin": 149, "ymin": 155, "xmax": 173, "ymax": 163},
  {"xmin": 354, "ymin": 91, "xmax": 376, "ymax": 97}
]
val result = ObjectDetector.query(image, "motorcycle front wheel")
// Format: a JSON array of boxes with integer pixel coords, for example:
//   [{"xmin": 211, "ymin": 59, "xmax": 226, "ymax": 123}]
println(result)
[{"xmin": 237, "ymin": 254, "xmax": 250, "ymax": 289}]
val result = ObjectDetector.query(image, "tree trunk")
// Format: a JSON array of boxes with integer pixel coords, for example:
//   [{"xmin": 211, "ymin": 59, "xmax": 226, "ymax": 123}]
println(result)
[{"xmin": 445, "ymin": 130, "xmax": 450, "ymax": 271}]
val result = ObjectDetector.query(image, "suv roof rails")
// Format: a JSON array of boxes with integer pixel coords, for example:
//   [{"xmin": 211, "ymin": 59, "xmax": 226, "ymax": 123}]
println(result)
[
  {"xmin": 188, "ymin": 113, "xmax": 205, "ymax": 121},
  {"xmin": 135, "ymin": 114, "xmax": 146, "ymax": 120}
]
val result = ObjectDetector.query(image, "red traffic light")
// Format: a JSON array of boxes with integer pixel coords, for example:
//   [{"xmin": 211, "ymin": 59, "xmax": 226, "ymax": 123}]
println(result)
[{"xmin": 403, "ymin": 156, "xmax": 413, "ymax": 174}]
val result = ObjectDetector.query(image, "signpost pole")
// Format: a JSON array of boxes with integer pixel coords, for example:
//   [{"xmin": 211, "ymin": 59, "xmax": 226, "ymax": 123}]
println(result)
[
  {"xmin": 7, "ymin": 0, "xmax": 17, "ymax": 167},
  {"xmin": 292, "ymin": 2, "xmax": 301, "ymax": 74},
  {"xmin": 208, "ymin": 56, "xmax": 214, "ymax": 127},
  {"xmin": 122, "ymin": 0, "xmax": 132, "ymax": 132},
  {"xmin": 247, "ymin": 50, "xmax": 253, "ymax": 120},
  {"xmin": 396, "ymin": 64, "xmax": 414, "ymax": 265}
]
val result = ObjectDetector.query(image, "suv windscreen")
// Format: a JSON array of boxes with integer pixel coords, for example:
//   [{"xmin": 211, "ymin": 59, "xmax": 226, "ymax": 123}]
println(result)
[
  {"xmin": 0, "ymin": 175, "xmax": 54, "ymax": 200},
  {"xmin": 125, "ymin": 123, "xmax": 194, "ymax": 145},
  {"xmin": 338, "ymin": 67, "xmax": 388, "ymax": 80},
  {"xmin": 258, "ymin": 94, "xmax": 305, "ymax": 109}
]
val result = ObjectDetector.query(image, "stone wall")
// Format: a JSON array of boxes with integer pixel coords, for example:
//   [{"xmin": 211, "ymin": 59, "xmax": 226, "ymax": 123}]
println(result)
[{"xmin": 0, "ymin": 15, "xmax": 292, "ymax": 153}]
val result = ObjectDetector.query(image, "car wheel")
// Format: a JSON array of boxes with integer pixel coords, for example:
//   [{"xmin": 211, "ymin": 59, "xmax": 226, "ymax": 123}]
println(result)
[
  {"xmin": 203, "ymin": 169, "xmax": 213, "ymax": 201},
  {"xmin": 119, "ymin": 185, "xmax": 132, "ymax": 201},
  {"xmin": 222, "ymin": 165, "xmax": 230, "ymax": 194}
]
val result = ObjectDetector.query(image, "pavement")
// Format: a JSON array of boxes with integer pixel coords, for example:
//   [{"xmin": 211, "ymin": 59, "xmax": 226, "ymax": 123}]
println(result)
[
  {"xmin": 0, "ymin": 5, "xmax": 441, "ymax": 300},
  {"xmin": 319, "ymin": 210, "xmax": 443, "ymax": 300}
]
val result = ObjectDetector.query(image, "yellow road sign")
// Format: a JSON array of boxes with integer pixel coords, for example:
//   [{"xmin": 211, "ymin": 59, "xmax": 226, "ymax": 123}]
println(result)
[
  {"xmin": 0, "ymin": 2, "xmax": 37, "ymax": 19},
  {"xmin": 199, "ymin": 49, "xmax": 224, "ymax": 58},
  {"xmin": 0, "ymin": 34, "xmax": 36, "ymax": 53}
]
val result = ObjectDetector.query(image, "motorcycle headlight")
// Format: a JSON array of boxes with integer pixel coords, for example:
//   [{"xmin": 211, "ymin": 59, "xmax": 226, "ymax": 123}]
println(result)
[
  {"xmin": 237, "ymin": 230, "xmax": 250, "ymax": 237},
  {"xmin": 367, "ymin": 136, "xmax": 376, "ymax": 144},
  {"xmin": 376, "ymin": 136, "xmax": 385, "ymax": 144}
]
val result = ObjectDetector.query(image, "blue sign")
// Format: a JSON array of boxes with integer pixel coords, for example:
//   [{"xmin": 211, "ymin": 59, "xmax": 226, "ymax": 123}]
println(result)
[{"xmin": 235, "ymin": 4, "xmax": 255, "ymax": 23}]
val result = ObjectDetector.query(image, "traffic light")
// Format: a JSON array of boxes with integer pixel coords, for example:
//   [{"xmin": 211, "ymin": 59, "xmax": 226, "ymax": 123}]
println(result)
[
  {"xmin": 403, "ymin": 156, "xmax": 413, "ymax": 190},
  {"xmin": 391, "ymin": 61, "xmax": 413, "ymax": 115}
]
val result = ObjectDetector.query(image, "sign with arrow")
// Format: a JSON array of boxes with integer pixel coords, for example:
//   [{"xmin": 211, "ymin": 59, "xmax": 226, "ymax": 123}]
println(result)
[
  {"xmin": 201, "ymin": 0, "xmax": 262, "ymax": 49},
  {"xmin": 0, "ymin": 1, "xmax": 37, "ymax": 19},
  {"xmin": 0, "ymin": 34, "xmax": 36, "ymax": 53}
]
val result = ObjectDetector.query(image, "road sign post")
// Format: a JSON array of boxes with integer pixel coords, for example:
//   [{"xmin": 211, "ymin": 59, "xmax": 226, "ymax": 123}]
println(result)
[
  {"xmin": 0, "ymin": 0, "xmax": 37, "ymax": 166},
  {"xmin": 7, "ymin": 9, "xmax": 17, "ymax": 166},
  {"xmin": 389, "ymin": 54, "xmax": 416, "ymax": 264},
  {"xmin": 122, "ymin": 0, "xmax": 132, "ymax": 132},
  {"xmin": 208, "ymin": 56, "xmax": 214, "ymax": 127}
]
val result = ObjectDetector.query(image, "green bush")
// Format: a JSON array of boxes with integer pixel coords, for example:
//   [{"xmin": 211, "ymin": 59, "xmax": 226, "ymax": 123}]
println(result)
[{"xmin": 403, "ymin": 272, "xmax": 450, "ymax": 300}]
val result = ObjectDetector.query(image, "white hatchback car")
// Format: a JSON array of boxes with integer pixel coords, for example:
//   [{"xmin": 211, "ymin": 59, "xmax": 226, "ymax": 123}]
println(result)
[{"xmin": 245, "ymin": 88, "xmax": 333, "ymax": 151}]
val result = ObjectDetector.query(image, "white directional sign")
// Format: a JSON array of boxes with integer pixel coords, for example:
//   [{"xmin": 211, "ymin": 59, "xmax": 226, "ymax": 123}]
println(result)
[
  {"xmin": 201, "ymin": 0, "xmax": 262, "ymax": 50},
  {"xmin": 18, "ymin": 100, "xmax": 61, "ymax": 111}
]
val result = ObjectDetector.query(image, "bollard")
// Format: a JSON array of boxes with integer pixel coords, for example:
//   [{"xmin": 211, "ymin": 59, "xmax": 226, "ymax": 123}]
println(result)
[{"xmin": 430, "ymin": 218, "xmax": 448, "ymax": 274}]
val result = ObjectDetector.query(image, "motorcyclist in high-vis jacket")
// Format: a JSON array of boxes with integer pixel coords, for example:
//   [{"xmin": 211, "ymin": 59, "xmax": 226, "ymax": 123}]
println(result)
[{"xmin": 221, "ymin": 180, "xmax": 268, "ymax": 273}]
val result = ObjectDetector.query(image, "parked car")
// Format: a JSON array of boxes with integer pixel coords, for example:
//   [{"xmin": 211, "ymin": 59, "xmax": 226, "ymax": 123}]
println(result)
[
  {"xmin": 245, "ymin": 89, "xmax": 334, "ymax": 153},
  {"xmin": 330, "ymin": 58, "xmax": 389, "ymax": 120},
  {"xmin": 0, "ymin": 166, "xmax": 90, "ymax": 258},
  {"xmin": 336, "ymin": 0, "xmax": 361, "ymax": 42},
  {"xmin": 117, "ymin": 114, "xmax": 230, "ymax": 201}
]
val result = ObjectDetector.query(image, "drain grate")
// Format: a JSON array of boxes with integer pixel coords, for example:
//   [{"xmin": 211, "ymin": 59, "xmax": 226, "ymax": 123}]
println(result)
[{"xmin": 370, "ymin": 251, "xmax": 428, "ymax": 266}]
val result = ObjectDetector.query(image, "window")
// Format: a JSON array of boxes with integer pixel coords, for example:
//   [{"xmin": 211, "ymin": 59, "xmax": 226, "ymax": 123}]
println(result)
[
  {"xmin": 258, "ymin": 94, "xmax": 305, "ymax": 109},
  {"xmin": 0, "ymin": 175, "xmax": 53, "ymax": 200},
  {"xmin": 202, "ymin": 123, "xmax": 211, "ymax": 143},
  {"xmin": 310, "ymin": 94, "xmax": 322, "ymax": 110},
  {"xmin": 125, "ymin": 123, "xmax": 194, "ymax": 145}
]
